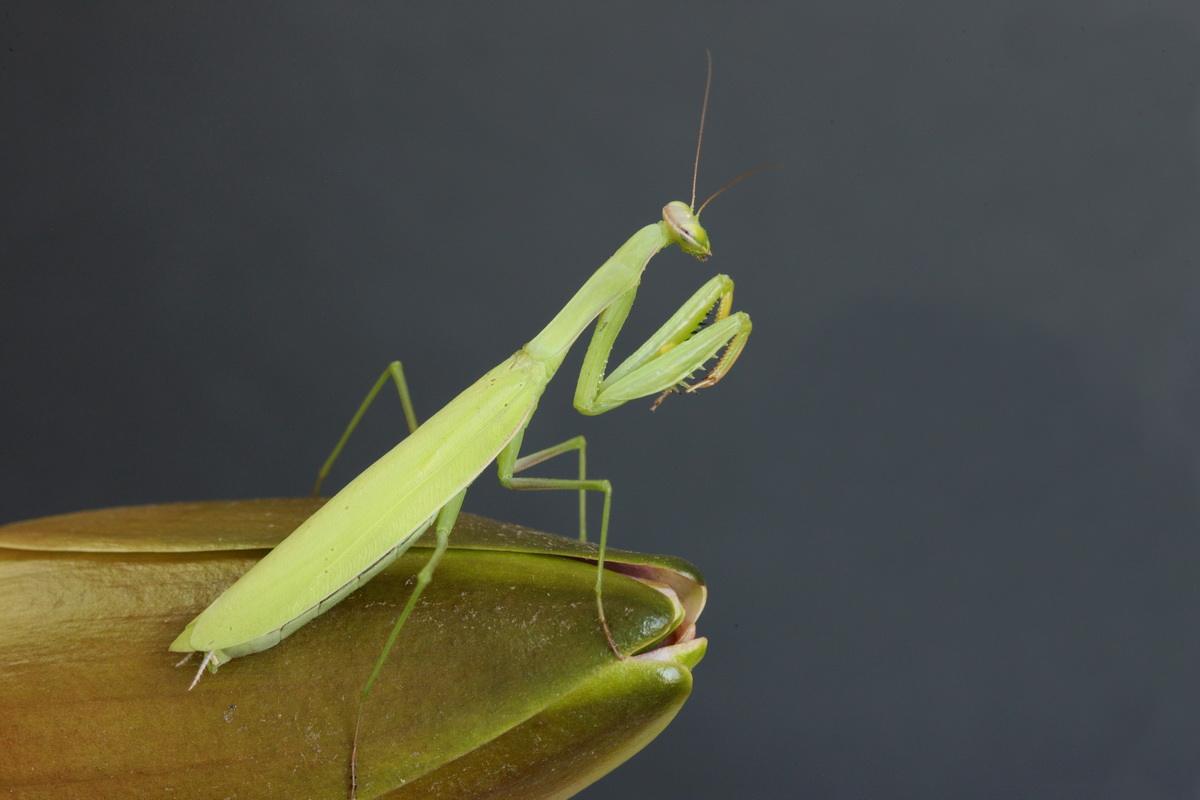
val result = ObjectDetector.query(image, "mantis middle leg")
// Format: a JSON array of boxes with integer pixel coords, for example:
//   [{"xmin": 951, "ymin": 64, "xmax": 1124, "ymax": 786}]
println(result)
[
  {"xmin": 513, "ymin": 435, "xmax": 589, "ymax": 542},
  {"xmin": 312, "ymin": 360, "xmax": 420, "ymax": 496},
  {"xmin": 495, "ymin": 429, "xmax": 618, "ymax": 653}
]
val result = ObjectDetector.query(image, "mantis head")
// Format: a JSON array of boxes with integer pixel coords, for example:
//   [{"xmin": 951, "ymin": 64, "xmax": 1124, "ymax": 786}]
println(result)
[{"xmin": 663, "ymin": 201, "xmax": 711, "ymax": 261}]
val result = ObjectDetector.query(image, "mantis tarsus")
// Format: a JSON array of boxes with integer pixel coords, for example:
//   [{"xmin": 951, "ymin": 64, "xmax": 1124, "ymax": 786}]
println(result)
[{"xmin": 169, "ymin": 54, "xmax": 753, "ymax": 795}]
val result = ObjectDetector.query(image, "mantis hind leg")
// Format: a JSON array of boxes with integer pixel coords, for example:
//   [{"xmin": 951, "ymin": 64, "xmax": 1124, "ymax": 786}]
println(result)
[
  {"xmin": 312, "ymin": 360, "xmax": 420, "ymax": 496},
  {"xmin": 351, "ymin": 489, "xmax": 466, "ymax": 799},
  {"xmin": 496, "ymin": 432, "xmax": 621, "ymax": 657}
]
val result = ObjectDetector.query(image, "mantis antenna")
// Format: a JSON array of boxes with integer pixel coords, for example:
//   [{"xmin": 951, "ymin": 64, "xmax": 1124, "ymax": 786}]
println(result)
[
  {"xmin": 690, "ymin": 49, "xmax": 714, "ymax": 211},
  {"xmin": 689, "ymin": 51, "xmax": 776, "ymax": 216},
  {"xmin": 697, "ymin": 162, "xmax": 779, "ymax": 215}
]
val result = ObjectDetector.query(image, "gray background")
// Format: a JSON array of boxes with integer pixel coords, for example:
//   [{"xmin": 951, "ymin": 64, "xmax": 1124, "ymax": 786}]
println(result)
[{"xmin": 4, "ymin": 1, "xmax": 1200, "ymax": 797}]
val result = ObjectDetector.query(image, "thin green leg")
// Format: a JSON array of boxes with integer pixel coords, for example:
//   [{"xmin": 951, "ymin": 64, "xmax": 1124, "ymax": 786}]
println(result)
[
  {"xmin": 513, "ymin": 435, "xmax": 588, "ymax": 542},
  {"xmin": 361, "ymin": 489, "xmax": 464, "ymax": 697},
  {"xmin": 497, "ymin": 432, "xmax": 620, "ymax": 656},
  {"xmin": 351, "ymin": 488, "xmax": 466, "ymax": 799},
  {"xmin": 312, "ymin": 360, "xmax": 419, "ymax": 497}
]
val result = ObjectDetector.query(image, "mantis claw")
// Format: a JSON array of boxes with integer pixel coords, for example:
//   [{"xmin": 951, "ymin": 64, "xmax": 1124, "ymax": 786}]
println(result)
[
  {"xmin": 596, "ymin": 594, "xmax": 627, "ymax": 660},
  {"xmin": 684, "ymin": 373, "xmax": 721, "ymax": 394},
  {"xmin": 649, "ymin": 389, "xmax": 672, "ymax": 412}
]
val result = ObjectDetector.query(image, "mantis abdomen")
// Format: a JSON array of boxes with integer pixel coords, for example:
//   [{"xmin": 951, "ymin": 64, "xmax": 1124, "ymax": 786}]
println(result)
[{"xmin": 170, "ymin": 352, "xmax": 547, "ymax": 664}]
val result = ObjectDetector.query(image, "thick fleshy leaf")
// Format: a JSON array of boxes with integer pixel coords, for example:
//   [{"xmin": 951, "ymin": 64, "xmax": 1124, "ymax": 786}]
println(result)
[{"xmin": 0, "ymin": 500, "xmax": 706, "ymax": 799}]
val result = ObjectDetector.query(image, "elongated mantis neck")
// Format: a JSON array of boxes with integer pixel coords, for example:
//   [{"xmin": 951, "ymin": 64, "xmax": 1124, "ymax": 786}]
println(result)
[{"xmin": 525, "ymin": 222, "xmax": 672, "ymax": 370}]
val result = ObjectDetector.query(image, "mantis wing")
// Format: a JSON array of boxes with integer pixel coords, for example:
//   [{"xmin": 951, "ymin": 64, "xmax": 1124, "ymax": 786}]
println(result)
[{"xmin": 171, "ymin": 352, "xmax": 547, "ymax": 661}]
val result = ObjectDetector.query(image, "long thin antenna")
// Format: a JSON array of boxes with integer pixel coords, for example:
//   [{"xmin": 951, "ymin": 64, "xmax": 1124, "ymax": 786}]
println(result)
[
  {"xmin": 690, "ymin": 49, "xmax": 714, "ymax": 211},
  {"xmin": 697, "ymin": 162, "xmax": 779, "ymax": 215}
]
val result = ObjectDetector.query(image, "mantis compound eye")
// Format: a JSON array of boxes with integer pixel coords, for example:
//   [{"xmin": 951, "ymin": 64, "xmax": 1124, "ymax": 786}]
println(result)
[{"xmin": 662, "ymin": 200, "xmax": 712, "ymax": 261}]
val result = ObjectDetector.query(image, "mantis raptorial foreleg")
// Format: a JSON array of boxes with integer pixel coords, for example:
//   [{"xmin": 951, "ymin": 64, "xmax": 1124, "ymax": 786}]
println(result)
[
  {"xmin": 647, "ymin": 301, "xmax": 752, "ymax": 409},
  {"xmin": 312, "ymin": 360, "xmax": 420, "ymax": 496},
  {"xmin": 575, "ymin": 274, "xmax": 752, "ymax": 414},
  {"xmin": 604, "ymin": 274, "xmax": 738, "ymax": 385}
]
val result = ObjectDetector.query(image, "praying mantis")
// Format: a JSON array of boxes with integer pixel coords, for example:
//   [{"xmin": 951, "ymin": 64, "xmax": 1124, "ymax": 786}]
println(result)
[{"xmin": 169, "ymin": 57, "xmax": 753, "ymax": 788}]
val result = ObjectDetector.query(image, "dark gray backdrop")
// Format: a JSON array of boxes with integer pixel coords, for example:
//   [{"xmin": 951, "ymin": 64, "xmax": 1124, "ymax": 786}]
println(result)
[{"xmin": 4, "ymin": 2, "xmax": 1200, "ymax": 797}]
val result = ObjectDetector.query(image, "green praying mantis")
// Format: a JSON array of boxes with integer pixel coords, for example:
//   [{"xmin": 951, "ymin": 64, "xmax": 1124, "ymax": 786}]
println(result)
[{"xmin": 169, "ymin": 55, "xmax": 754, "ymax": 792}]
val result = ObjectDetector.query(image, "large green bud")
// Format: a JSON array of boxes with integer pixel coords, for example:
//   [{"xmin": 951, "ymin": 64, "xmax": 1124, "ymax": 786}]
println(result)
[{"xmin": 0, "ymin": 499, "xmax": 705, "ymax": 799}]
